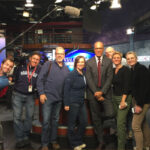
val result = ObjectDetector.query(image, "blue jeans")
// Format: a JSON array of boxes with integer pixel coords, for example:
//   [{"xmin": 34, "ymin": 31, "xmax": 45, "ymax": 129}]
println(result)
[
  {"xmin": 12, "ymin": 91, "xmax": 35, "ymax": 142},
  {"xmin": 68, "ymin": 103, "xmax": 88, "ymax": 148},
  {"xmin": 41, "ymin": 100, "xmax": 62, "ymax": 146}
]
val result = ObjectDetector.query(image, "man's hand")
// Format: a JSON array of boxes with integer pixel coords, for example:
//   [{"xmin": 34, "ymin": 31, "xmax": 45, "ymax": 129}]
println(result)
[
  {"xmin": 8, "ymin": 77, "xmax": 13, "ymax": 82},
  {"xmin": 64, "ymin": 106, "xmax": 70, "ymax": 111},
  {"xmin": 94, "ymin": 91, "xmax": 103, "ymax": 100},
  {"xmin": 134, "ymin": 105, "xmax": 142, "ymax": 114},
  {"xmin": 119, "ymin": 101, "xmax": 127, "ymax": 110},
  {"xmin": 40, "ymin": 94, "xmax": 47, "ymax": 104},
  {"xmin": 97, "ymin": 96, "xmax": 105, "ymax": 101}
]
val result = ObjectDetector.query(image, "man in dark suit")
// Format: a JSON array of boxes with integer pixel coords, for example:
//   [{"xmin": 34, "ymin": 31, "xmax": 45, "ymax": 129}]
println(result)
[{"xmin": 86, "ymin": 41, "xmax": 114, "ymax": 150}]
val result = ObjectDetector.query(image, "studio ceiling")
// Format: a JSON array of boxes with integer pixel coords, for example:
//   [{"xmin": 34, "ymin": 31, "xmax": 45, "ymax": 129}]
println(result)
[{"xmin": 0, "ymin": 0, "xmax": 150, "ymax": 33}]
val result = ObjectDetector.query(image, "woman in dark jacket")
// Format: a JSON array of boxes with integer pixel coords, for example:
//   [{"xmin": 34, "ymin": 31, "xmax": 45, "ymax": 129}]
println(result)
[
  {"xmin": 112, "ymin": 51, "xmax": 132, "ymax": 150},
  {"xmin": 126, "ymin": 51, "xmax": 150, "ymax": 150},
  {"xmin": 64, "ymin": 56, "xmax": 87, "ymax": 150}
]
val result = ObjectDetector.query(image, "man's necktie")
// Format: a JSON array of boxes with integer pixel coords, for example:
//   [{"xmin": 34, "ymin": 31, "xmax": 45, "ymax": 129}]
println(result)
[{"xmin": 98, "ymin": 57, "xmax": 101, "ymax": 87}]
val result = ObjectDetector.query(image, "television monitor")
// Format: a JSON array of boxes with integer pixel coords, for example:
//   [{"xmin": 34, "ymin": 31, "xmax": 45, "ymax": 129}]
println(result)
[{"xmin": 64, "ymin": 49, "xmax": 95, "ymax": 71}]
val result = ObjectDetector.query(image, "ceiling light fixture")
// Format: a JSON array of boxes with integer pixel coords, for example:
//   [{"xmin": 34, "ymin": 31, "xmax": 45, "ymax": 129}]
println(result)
[
  {"xmin": 55, "ymin": 0, "xmax": 63, "ymax": 3},
  {"xmin": 26, "ymin": 0, "xmax": 32, "ymax": 3},
  {"xmin": 95, "ymin": 0, "xmax": 101, "ymax": 5},
  {"xmin": 25, "ymin": 0, "xmax": 34, "ymax": 7},
  {"xmin": 23, "ymin": 11, "xmax": 30, "ymax": 17},
  {"xmin": 90, "ymin": 5, "xmax": 97, "ymax": 10},
  {"xmin": 25, "ymin": 3, "xmax": 34, "ymax": 7},
  {"xmin": 15, "ymin": 7, "xmax": 24, "ymax": 10},
  {"xmin": 126, "ymin": 28, "xmax": 134, "ymax": 35},
  {"xmin": 56, "ymin": 7, "xmax": 63, "ymax": 11},
  {"xmin": 90, "ymin": 0, "xmax": 103, "ymax": 10},
  {"xmin": 110, "ymin": 0, "xmax": 122, "ymax": 9}
]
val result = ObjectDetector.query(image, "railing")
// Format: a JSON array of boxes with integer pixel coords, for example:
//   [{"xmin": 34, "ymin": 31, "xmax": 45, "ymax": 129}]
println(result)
[{"xmin": 23, "ymin": 32, "xmax": 90, "ymax": 44}]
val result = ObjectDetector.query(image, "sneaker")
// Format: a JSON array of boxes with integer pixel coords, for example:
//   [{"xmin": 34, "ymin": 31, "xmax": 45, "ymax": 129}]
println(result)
[
  {"xmin": 79, "ymin": 143, "xmax": 86, "ymax": 148},
  {"xmin": 52, "ymin": 143, "xmax": 60, "ymax": 150},
  {"xmin": 41, "ymin": 146, "xmax": 49, "ymax": 150},
  {"xmin": 133, "ymin": 147, "xmax": 136, "ymax": 150},
  {"xmin": 145, "ymin": 147, "xmax": 150, "ymax": 150},
  {"xmin": 74, "ymin": 146, "xmax": 82, "ymax": 150}
]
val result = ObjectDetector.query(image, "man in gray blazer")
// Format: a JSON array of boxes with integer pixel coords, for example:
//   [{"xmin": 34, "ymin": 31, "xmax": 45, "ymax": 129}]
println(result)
[{"xmin": 86, "ymin": 41, "xmax": 114, "ymax": 150}]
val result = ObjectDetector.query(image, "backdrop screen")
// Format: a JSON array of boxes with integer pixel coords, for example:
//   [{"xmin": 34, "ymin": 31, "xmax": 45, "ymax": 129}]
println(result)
[
  {"xmin": 64, "ymin": 49, "xmax": 95, "ymax": 71},
  {"xmin": 0, "ymin": 37, "xmax": 6, "ymax": 65}
]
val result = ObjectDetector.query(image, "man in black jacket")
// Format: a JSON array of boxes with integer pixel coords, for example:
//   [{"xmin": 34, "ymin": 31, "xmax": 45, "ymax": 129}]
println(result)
[{"xmin": 12, "ymin": 52, "xmax": 41, "ymax": 148}]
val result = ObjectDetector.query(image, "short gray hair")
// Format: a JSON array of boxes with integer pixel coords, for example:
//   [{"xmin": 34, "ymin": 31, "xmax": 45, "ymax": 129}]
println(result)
[{"xmin": 126, "ymin": 51, "xmax": 137, "ymax": 59}]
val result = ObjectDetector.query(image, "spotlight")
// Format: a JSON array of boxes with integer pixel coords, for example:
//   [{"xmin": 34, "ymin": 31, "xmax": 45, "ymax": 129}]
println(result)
[
  {"xmin": 23, "ymin": 11, "xmax": 30, "ymax": 17},
  {"xmin": 25, "ymin": 3, "xmax": 34, "ymax": 7},
  {"xmin": 55, "ymin": 0, "xmax": 63, "ymax": 3},
  {"xmin": 126, "ymin": 28, "xmax": 134, "ymax": 35},
  {"xmin": 110, "ymin": 0, "xmax": 122, "ymax": 9},
  {"xmin": 26, "ymin": 0, "xmax": 32, "ymax": 3},
  {"xmin": 25, "ymin": 0, "xmax": 34, "ymax": 7},
  {"xmin": 95, "ymin": 0, "xmax": 101, "ymax": 5},
  {"xmin": 90, "ymin": 5, "xmax": 97, "ymax": 10}
]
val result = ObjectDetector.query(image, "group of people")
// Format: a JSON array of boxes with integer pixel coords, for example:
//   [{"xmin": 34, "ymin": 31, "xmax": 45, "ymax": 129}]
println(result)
[{"xmin": 0, "ymin": 41, "xmax": 150, "ymax": 150}]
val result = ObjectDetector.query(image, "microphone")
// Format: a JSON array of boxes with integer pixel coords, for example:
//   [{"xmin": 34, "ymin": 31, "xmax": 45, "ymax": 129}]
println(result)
[{"xmin": 64, "ymin": 6, "xmax": 81, "ymax": 17}]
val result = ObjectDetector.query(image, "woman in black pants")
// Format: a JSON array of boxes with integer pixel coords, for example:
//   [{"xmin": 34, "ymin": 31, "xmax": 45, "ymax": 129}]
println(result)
[{"xmin": 64, "ymin": 56, "xmax": 87, "ymax": 150}]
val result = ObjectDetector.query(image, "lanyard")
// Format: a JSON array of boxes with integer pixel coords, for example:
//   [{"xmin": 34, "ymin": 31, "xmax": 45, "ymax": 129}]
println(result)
[{"xmin": 27, "ymin": 64, "xmax": 37, "ymax": 84}]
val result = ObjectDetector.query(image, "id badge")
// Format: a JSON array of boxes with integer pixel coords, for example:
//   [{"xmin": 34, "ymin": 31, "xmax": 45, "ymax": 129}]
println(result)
[{"xmin": 28, "ymin": 85, "xmax": 32, "ymax": 92}]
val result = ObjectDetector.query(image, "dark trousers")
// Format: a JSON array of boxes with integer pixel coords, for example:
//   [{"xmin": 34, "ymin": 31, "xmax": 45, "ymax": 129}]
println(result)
[
  {"xmin": 67, "ymin": 103, "xmax": 88, "ymax": 148},
  {"xmin": 89, "ymin": 97, "xmax": 115, "ymax": 143}
]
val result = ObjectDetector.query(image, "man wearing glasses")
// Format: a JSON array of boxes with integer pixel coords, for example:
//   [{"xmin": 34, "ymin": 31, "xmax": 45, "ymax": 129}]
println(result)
[
  {"xmin": 86, "ymin": 41, "xmax": 114, "ymax": 150},
  {"xmin": 37, "ymin": 47, "xmax": 69, "ymax": 150}
]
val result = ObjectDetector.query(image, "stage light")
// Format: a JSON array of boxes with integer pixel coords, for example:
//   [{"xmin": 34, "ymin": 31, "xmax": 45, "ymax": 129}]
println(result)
[
  {"xmin": 110, "ymin": 0, "xmax": 122, "ymax": 9},
  {"xmin": 55, "ymin": 0, "xmax": 63, "ymax": 3},
  {"xmin": 90, "ymin": 5, "xmax": 97, "ymax": 10},
  {"xmin": 26, "ymin": 0, "xmax": 32, "ymax": 3},
  {"xmin": 126, "ymin": 28, "xmax": 134, "ymax": 35},
  {"xmin": 25, "ymin": 3, "xmax": 34, "ymax": 7},
  {"xmin": 95, "ymin": 0, "xmax": 101, "ymax": 5},
  {"xmin": 23, "ymin": 11, "xmax": 30, "ymax": 17},
  {"xmin": 25, "ymin": 0, "xmax": 34, "ymax": 7},
  {"xmin": 56, "ymin": 7, "xmax": 63, "ymax": 11}
]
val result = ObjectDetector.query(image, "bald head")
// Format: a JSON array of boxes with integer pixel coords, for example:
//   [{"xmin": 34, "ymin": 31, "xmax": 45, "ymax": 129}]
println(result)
[
  {"xmin": 105, "ymin": 46, "xmax": 115, "ymax": 59},
  {"xmin": 94, "ymin": 41, "xmax": 104, "ymax": 57}
]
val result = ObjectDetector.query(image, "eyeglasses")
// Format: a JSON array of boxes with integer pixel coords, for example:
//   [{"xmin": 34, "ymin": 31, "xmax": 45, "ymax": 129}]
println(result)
[
  {"xmin": 95, "ymin": 47, "xmax": 103, "ymax": 50},
  {"xmin": 56, "ymin": 53, "xmax": 65, "ymax": 55},
  {"xmin": 77, "ymin": 61, "xmax": 85, "ymax": 64}
]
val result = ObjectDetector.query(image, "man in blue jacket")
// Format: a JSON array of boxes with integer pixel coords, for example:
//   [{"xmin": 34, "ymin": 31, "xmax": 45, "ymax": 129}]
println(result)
[
  {"xmin": 12, "ymin": 52, "xmax": 41, "ymax": 148},
  {"xmin": 37, "ymin": 47, "xmax": 69, "ymax": 150},
  {"xmin": 0, "ymin": 58, "xmax": 14, "ymax": 147},
  {"xmin": 0, "ymin": 58, "xmax": 14, "ymax": 90}
]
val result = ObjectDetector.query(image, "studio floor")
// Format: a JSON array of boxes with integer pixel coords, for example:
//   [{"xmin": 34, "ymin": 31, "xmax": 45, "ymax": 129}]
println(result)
[{"xmin": 0, "ymin": 101, "xmax": 133, "ymax": 150}]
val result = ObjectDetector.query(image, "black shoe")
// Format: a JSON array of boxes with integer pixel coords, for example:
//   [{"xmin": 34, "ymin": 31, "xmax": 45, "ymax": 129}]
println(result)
[
  {"xmin": 16, "ymin": 140, "xmax": 25, "ymax": 148},
  {"xmin": 96, "ymin": 143, "xmax": 106, "ymax": 150},
  {"xmin": 23, "ymin": 139, "xmax": 30, "ymax": 146}
]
